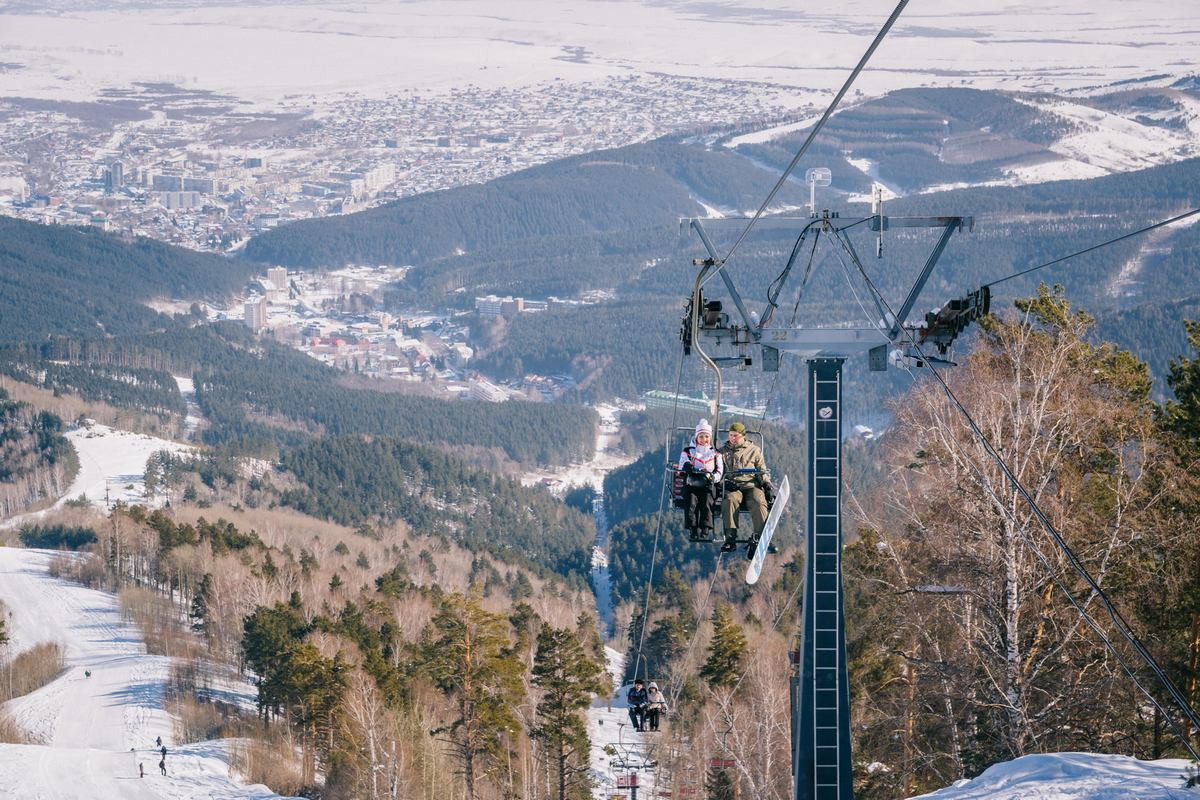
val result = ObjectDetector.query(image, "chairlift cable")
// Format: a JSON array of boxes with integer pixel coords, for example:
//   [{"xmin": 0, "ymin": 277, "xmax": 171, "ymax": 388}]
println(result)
[
  {"xmin": 762, "ymin": 228, "xmax": 822, "ymax": 419},
  {"xmin": 892, "ymin": 362, "xmax": 1200, "ymax": 762},
  {"xmin": 764, "ymin": 222, "xmax": 821, "ymax": 327},
  {"xmin": 718, "ymin": 0, "xmax": 912, "ymax": 267},
  {"xmin": 847, "ymin": 253, "xmax": 1200, "ymax": 757},
  {"xmin": 917, "ymin": 358, "xmax": 1200, "ymax": 759},
  {"xmin": 831, "ymin": 231, "xmax": 887, "ymax": 331},
  {"xmin": 985, "ymin": 207, "xmax": 1200, "ymax": 288},
  {"xmin": 666, "ymin": 549, "xmax": 728, "ymax": 711},
  {"xmin": 632, "ymin": 342, "xmax": 689, "ymax": 682}
]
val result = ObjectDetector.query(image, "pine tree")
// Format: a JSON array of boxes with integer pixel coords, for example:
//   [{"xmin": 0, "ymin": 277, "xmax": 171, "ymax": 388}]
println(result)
[
  {"xmin": 1165, "ymin": 320, "xmax": 1200, "ymax": 445},
  {"xmin": 531, "ymin": 626, "xmax": 606, "ymax": 800},
  {"xmin": 699, "ymin": 603, "xmax": 747, "ymax": 689},
  {"xmin": 705, "ymin": 764, "xmax": 737, "ymax": 800},
  {"xmin": 423, "ymin": 594, "xmax": 524, "ymax": 800},
  {"xmin": 189, "ymin": 573, "xmax": 212, "ymax": 639}
]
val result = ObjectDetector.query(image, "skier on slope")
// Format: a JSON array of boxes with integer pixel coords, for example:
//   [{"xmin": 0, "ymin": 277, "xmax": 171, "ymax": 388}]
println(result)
[{"xmin": 678, "ymin": 418, "xmax": 723, "ymax": 541}]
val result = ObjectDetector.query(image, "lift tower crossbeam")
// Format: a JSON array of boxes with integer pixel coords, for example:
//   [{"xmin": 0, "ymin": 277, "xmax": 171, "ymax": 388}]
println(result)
[{"xmin": 682, "ymin": 212, "xmax": 974, "ymax": 800}]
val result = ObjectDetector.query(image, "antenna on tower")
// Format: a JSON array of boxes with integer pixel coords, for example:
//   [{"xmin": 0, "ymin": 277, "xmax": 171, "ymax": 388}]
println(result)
[
  {"xmin": 805, "ymin": 167, "xmax": 831, "ymax": 218},
  {"xmin": 872, "ymin": 183, "xmax": 885, "ymax": 258}
]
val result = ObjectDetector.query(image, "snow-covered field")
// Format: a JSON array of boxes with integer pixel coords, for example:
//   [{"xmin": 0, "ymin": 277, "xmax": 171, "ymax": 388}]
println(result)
[
  {"xmin": 1, "ymin": 421, "xmax": 193, "ymax": 531},
  {"xmin": 1020, "ymin": 96, "xmax": 1200, "ymax": 174},
  {"xmin": 60, "ymin": 423, "xmax": 193, "ymax": 512},
  {"xmin": 1, "ymin": 1, "xmax": 1198, "ymax": 107},
  {"xmin": 0, "ymin": 547, "xmax": 285, "ymax": 799},
  {"xmin": 910, "ymin": 752, "xmax": 1196, "ymax": 800}
]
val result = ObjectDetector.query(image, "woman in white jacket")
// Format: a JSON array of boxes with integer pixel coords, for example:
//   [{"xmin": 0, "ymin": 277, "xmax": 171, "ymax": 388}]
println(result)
[
  {"xmin": 678, "ymin": 418, "xmax": 724, "ymax": 540},
  {"xmin": 644, "ymin": 682, "xmax": 668, "ymax": 731}
]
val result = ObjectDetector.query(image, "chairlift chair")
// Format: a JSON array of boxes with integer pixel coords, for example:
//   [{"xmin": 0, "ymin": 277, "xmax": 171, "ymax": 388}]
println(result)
[{"xmin": 667, "ymin": 426, "xmax": 771, "ymax": 546}]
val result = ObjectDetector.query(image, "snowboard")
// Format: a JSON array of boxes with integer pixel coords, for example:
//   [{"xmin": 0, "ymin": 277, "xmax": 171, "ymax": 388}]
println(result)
[{"xmin": 745, "ymin": 475, "xmax": 790, "ymax": 585}]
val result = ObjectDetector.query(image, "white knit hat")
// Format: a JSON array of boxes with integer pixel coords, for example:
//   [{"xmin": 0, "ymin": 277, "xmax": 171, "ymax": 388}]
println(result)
[{"xmin": 695, "ymin": 418, "xmax": 712, "ymax": 437}]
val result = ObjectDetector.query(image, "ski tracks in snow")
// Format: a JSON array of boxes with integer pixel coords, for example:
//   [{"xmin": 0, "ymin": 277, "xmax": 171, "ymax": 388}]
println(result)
[{"xmin": 0, "ymin": 548, "xmax": 288, "ymax": 799}]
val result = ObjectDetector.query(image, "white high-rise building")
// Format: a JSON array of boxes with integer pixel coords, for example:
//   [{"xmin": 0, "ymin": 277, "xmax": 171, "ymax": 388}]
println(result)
[
  {"xmin": 244, "ymin": 297, "xmax": 267, "ymax": 333},
  {"xmin": 267, "ymin": 267, "xmax": 288, "ymax": 293}
]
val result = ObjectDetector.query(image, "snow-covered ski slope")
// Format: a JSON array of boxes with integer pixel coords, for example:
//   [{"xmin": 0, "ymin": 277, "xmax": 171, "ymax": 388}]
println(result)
[
  {"xmin": 0, "ymin": 547, "xmax": 287, "ymax": 799},
  {"xmin": 1, "ymin": 422, "xmax": 192, "ymax": 533},
  {"xmin": 910, "ymin": 752, "xmax": 1194, "ymax": 800},
  {"xmin": 589, "ymin": 646, "xmax": 655, "ymax": 799}
]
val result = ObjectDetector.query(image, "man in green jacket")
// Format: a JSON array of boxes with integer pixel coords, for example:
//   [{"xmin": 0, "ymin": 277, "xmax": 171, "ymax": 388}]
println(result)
[{"xmin": 719, "ymin": 422, "xmax": 772, "ymax": 552}]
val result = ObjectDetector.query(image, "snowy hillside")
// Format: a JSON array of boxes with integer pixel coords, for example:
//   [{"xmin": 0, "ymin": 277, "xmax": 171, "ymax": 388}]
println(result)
[
  {"xmin": 589, "ymin": 647, "xmax": 658, "ymax": 799},
  {"xmin": 0, "ymin": 547, "xmax": 288, "ymax": 799},
  {"xmin": 1, "ymin": 421, "xmax": 192, "ymax": 532},
  {"xmin": 910, "ymin": 752, "xmax": 1196, "ymax": 800}
]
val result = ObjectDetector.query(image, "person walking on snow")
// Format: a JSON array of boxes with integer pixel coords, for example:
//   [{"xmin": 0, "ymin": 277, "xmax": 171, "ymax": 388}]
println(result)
[
  {"xmin": 627, "ymin": 679, "xmax": 648, "ymax": 732},
  {"xmin": 139, "ymin": 763, "xmax": 144, "ymax": 779},
  {"xmin": 158, "ymin": 759, "xmax": 166, "ymax": 776},
  {"xmin": 678, "ymin": 418, "xmax": 723, "ymax": 541}
]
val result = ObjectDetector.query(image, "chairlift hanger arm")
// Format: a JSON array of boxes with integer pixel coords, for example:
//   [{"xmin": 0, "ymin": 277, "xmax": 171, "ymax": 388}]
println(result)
[
  {"xmin": 687, "ymin": 214, "xmax": 973, "ymax": 337},
  {"xmin": 886, "ymin": 217, "xmax": 969, "ymax": 340},
  {"xmin": 690, "ymin": 219, "xmax": 757, "ymax": 334}
]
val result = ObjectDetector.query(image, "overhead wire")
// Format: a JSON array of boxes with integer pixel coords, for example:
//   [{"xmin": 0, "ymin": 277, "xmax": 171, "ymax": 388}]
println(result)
[
  {"xmin": 650, "ymin": 0, "xmax": 916, "ymax": 741},
  {"xmin": 841, "ymin": 241, "xmax": 1200, "ymax": 759},
  {"xmin": 892, "ymin": 353, "xmax": 1200, "ymax": 762},
  {"xmin": 986, "ymin": 207, "xmax": 1200, "ymax": 288},
  {"xmin": 717, "ymin": 0, "xmax": 911, "ymax": 267},
  {"xmin": 631, "ymin": 342, "xmax": 688, "ymax": 682}
]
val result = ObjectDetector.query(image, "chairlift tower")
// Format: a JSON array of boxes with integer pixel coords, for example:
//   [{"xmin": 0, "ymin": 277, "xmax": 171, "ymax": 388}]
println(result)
[{"xmin": 681, "ymin": 197, "xmax": 985, "ymax": 800}]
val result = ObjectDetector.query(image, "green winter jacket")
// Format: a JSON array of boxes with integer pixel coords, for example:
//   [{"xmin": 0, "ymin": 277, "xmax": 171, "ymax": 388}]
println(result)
[{"xmin": 719, "ymin": 440, "xmax": 769, "ymax": 488}]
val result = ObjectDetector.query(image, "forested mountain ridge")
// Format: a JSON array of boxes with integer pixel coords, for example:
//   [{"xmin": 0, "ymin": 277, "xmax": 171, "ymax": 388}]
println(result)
[
  {"xmin": 278, "ymin": 435, "xmax": 595, "ymax": 576},
  {"xmin": 0, "ymin": 216, "xmax": 257, "ymax": 341},
  {"xmin": 5, "ymin": 324, "xmax": 596, "ymax": 468},
  {"xmin": 242, "ymin": 139, "xmax": 808, "ymax": 273},
  {"xmin": 471, "ymin": 155, "xmax": 1200, "ymax": 407}
]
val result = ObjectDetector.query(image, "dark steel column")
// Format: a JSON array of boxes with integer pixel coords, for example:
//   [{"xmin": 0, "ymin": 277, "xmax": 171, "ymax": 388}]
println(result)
[{"xmin": 795, "ymin": 358, "xmax": 852, "ymax": 800}]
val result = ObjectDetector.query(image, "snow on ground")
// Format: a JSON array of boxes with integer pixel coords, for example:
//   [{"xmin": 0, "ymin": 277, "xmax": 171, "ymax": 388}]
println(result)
[
  {"xmin": 1003, "ymin": 156, "xmax": 1111, "ymax": 184},
  {"xmin": 1107, "ymin": 213, "xmax": 1200, "ymax": 302},
  {"xmin": 521, "ymin": 403, "xmax": 635, "ymax": 492},
  {"xmin": 693, "ymin": 197, "xmax": 733, "ymax": 219},
  {"xmin": 1022, "ymin": 98, "xmax": 1200, "ymax": 174},
  {"xmin": 588, "ymin": 646, "xmax": 659, "ymax": 799},
  {"xmin": 909, "ymin": 752, "xmax": 1195, "ymax": 800},
  {"xmin": 172, "ymin": 377, "xmax": 203, "ymax": 443},
  {"xmin": 0, "ymin": 547, "xmax": 287, "ymax": 799},
  {"xmin": 1, "ymin": 422, "xmax": 194, "ymax": 531},
  {"xmin": 724, "ymin": 113, "xmax": 824, "ymax": 148},
  {"xmin": 60, "ymin": 423, "xmax": 193, "ymax": 512},
  {"xmin": 2, "ymin": 1, "xmax": 1199, "ymax": 108}
]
